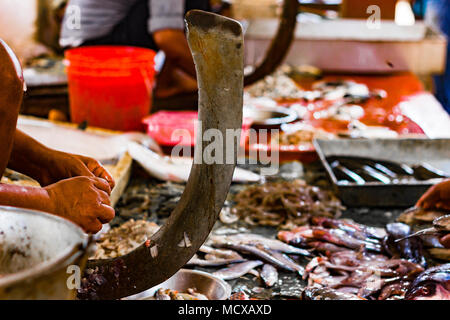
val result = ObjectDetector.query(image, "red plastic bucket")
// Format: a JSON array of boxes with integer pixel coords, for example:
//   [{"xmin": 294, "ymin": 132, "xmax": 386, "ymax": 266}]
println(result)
[{"xmin": 65, "ymin": 46, "xmax": 156, "ymax": 131}]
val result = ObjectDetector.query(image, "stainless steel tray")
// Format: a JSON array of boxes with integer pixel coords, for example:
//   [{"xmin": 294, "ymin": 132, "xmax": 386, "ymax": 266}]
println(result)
[{"xmin": 314, "ymin": 138, "xmax": 450, "ymax": 207}]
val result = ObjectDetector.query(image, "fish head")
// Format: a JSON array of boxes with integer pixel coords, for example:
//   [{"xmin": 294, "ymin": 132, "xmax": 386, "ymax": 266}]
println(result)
[
  {"xmin": 405, "ymin": 264, "xmax": 450, "ymax": 300},
  {"xmin": 406, "ymin": 281, "xmax": 450, "ymax": 300}
]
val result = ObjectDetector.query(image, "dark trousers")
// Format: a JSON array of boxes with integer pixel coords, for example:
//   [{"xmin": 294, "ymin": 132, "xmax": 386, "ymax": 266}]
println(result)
[{"xmin": 81, "ymin": 0, "xmax": 211, "ymax": 51}]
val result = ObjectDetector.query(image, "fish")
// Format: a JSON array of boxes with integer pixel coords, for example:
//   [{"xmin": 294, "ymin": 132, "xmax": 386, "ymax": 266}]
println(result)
[
  {"xmin": 210, "ymin": 233, "xmax": 311, "ymax": 257},
  {"xmin": 154, "ymin": 288, "xmax": 171, "ymax": 300},
  {"xmin": 229, "ymin": 290, "xmax": 250, "ymax": 300},
  {"xmin": 377, "ymin": 281, "xmax": 411, "ymax": 300},
  {"xmin": 278, "ymin": 227, "xmax": 310, "ymax": 246},
  {"xmin": 214, "ymin": 242, "xmax": 304, "ymax": 274},
  {"xmin": 279, "ymin": 226, "xmax": 383, "ymax": 252},
  {"xmin": 199, "ymin": 245, "xmax": 243, "ymax": 261},
  {"xmin": 405, "ymin": 263, "xmax": 450, "ymax": 300},
  {"xmin": 396, "ymin": 215, "xmax": 450, "ymax": 241},
  {"xmin": 186, "ymin": 255, "xmax": 246, "ymax": 267},
  {"xmin": 260, "ymin": 264, "xmax": 278, "ymax": 287},
  {"xmin": 268, "ymin": 249, "xmax": 305, "ymax": 275},
  {"xmin": 307, "ymin": 241, "xmax": 347, "ymax": 254},
  {"xmin": 212, "ymin": 260, "xmax": 263, "ymax": 280},
  {"xmin": 310, "ymin": 217, "xmax": 386, "ymax": 240},
  {"xmin": 301, "ymin": 287, "xmax": 364, "ymax": 300},
  {"xmin": 385, "ymin": 223, "xmax": 427, "ymax": 267}
]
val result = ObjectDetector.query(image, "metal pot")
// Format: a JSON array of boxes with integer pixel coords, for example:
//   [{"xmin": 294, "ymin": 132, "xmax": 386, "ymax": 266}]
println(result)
[
  {"xmin": 0, "ymin": 206, "xmax": 91, "ymax": 300},
  {"xmin": 124, "ymin": 269, "xmax": 232, "ymax": 300}
]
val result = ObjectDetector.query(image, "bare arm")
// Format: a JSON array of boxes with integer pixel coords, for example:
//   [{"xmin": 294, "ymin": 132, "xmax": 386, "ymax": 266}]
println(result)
[
  {"xmin": 7, "ymin": 130, "xmax": 52, "ymax": 183},
  {"xmin": 0, "ymin": 177, "xmax": 114, "ymax": 234},
  {"xmin": 8, "ymin": 129, "xmax": 115, "ymax": 188},
  {"xmin": 0, "ymin": 184, "xmax": 51, "ymax": 212},
  {"xmin": 153, "ymin": 29, "xmax": 197, "ymax": 78}
]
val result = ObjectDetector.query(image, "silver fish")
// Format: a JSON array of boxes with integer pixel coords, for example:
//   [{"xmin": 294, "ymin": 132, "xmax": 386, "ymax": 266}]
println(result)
[
  {"xmin": 215, "ymin": 242, "xmax": 304, "ymax": 274},
  {"xmin": 199, "ymin": 245, "xmax": 243, "ymax": 260},
  {"xmin": 212, "ymin": 260, "xmax": 263, "ymax": 280},
  {"xmin": 260, "ymin": 264, "xmax": 278, "ymax": 287},
  {"xmin": 268, "ymin": 249, "xmax": 305, "ymax": 275},
  {"xmin": 186, "ymin": 255, "xmax": 246, "ymax": 267},
  {"xmin": 210, "ymin": 234, "xmax": 311, "ymax": 257},
  {"xmin": 155, "ymin": 289, "xmax": 171, "ymax": 300}
]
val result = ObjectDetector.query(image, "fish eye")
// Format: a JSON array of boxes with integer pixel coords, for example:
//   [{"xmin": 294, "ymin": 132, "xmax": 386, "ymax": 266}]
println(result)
[
  {"xmin": 418, "ymin": 284, "xmax": 436, "ymax": 297},
  {"xmin": 420, "ymin": 287, "xmax": 430, "ymax": 295}
]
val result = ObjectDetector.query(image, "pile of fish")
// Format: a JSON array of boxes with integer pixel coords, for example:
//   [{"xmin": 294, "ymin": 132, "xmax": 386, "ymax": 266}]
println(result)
[
  {"xmin": 245, "ymin": 65, "xmax": 385, "ymax": 104},
  {"xmin": 327, "ymin": 156, "xmax": 448, "ymax": 185},
  {"xmin": 231, "ymin": 180, "xmax": 345, "ymax": 228},
  {"xmin": 278, "ymin": 217, "xmax": 387, "ymax": 253},
  {"xmin": 303, "ymin": 250, "xmax": 424, "ymax": 300},
  {"xmin": 276, "ymin": 217, "xmax": 448, "ymax": 300},
  {"xmin": 187, "ymin": 232, "xmax": 311, "ymax": 288}
]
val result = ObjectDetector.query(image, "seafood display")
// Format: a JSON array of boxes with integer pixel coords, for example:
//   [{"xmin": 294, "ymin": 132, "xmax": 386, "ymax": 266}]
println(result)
[
  {"xmin": 212, "ymin": 260, "xmax": 263, "ymax": 281},
  {"xmin": 405, "ymin": 264, "xmax": 450, "ymax": 300},
  {"xmin": 383, "ymin": 223, "xmax": 427, "ymax": 267},
  {"xmin": 245, "ymin": 66, "xmax": 385, "ymax": 104},
  {"xmin": 184, "ymin": 229, "xmax": 309, "ymax": 288},
  {"xmin": 275, "ymin": 216, "xmax": 430, "ymax": 299},
  {"xmin": 101, "ymin": 164, "xmax": 450, "ymax": 301},
  {"xmin": 326, "ymin": 156, "xmax": 448, "ymax": 185},
  {"xmin": 304, "ymin": 250, "xmax": 423, "ymax": 300},
  {"xmin": 231, "ymin": 180, "xmax": 345, "ymax": 227},
  {"xmin": 154, "ymin": 288, "xmax": 209, "ymax": 300},
  {"xmin": 91, "ymin": 219, "xmax": 160, "ymax": 260},
  {"xmin": 260, "ymin": 264, "xmax": 278, "ymax": 287},
  {"xmin": 393, "ymin": 207, "xmax": 450, "ymax": 262},
  {"xmin": 209, "ymin": 233, "xmax": 311, "ymax": 256},
  {"xmin": 278, "ymin": 217, "xmax": 385, "ymax": 253}
]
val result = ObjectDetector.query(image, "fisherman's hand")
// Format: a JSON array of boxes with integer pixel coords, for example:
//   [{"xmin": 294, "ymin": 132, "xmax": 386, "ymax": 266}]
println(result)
[
  {"xmin": 416, "ymin": 179, "xmax": 450, "ymax": 211},
  {"xmin": 44, "ymin": 176, "xmax": 115, "ymax": 233},
  {"xmin": 38, "ymin": 150, "xmax": 115, "ymax": 189}
]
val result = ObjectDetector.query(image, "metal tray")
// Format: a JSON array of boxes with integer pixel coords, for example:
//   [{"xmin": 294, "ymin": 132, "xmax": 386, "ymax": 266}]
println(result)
[{"xmin": 314, "ymin": 138, "xmax": 450, "ymax": 207}]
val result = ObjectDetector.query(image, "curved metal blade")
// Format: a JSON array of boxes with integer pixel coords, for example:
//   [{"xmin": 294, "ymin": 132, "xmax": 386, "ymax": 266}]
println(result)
[{"xmin": 78, "ymin": 10, "xmax": 244, "ymax": 300}]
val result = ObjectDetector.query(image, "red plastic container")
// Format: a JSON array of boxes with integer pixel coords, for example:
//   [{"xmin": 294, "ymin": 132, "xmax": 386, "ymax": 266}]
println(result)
[
  {"xmin": 65, "ymin": 46, "xmax": 156, "ymax": 131},
  {"xmin": 143, "ymin": 111, "xmax": 252, "ymax": 147}
]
